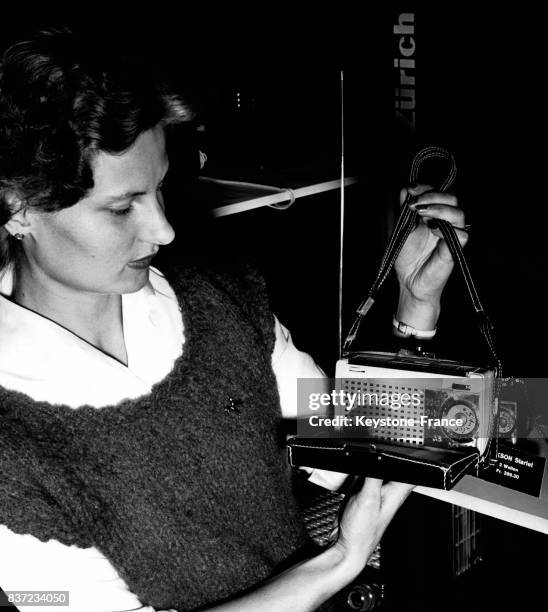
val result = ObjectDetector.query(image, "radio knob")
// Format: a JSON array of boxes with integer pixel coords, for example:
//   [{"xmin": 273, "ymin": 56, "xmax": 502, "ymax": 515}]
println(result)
[{"xmin": 346, "ymin": 583, "xmax": 382, "ymax": 610}]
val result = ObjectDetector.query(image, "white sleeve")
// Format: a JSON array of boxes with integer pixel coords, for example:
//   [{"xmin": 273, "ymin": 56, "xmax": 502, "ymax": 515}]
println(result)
[
  {"xmin": 271, "ymin": 316, "xmax": 348, "ymax": 491},
  {"xmin": 0, "ymin": 525, "xmax": 176, "ymax": 612}
]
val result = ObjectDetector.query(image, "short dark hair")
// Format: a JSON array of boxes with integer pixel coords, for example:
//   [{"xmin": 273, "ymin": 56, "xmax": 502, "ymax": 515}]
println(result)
[{"xmin": 0, "ymin": 27, "xmax": 193, "ymax": 269}]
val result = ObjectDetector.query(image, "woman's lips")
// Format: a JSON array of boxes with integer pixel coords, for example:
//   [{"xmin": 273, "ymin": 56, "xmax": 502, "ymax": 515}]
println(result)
[{"xmin": 127, "ymin": 255, "xmax": 155, "ymax": 269}]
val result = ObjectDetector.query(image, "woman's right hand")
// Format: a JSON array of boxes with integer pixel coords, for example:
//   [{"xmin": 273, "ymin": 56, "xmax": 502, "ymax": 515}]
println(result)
[
  {"xmin": 209, "ymin": 477, "xmax": 414, "ymax": 611},
  {"xmin": 332, "ymin": 477, "xmax": 414, "ymax": 576}
]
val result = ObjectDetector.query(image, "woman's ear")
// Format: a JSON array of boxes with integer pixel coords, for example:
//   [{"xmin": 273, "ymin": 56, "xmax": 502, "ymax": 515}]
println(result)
[{"xmin": 2, "ymin": 192, "xmax": 30, "ymax": 238}]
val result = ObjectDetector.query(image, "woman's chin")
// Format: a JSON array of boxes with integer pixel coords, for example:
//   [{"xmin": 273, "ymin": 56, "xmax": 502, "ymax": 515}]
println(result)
[{"xmin": 118, "ymin": 267, "xmax": 150, "ymax": 293}]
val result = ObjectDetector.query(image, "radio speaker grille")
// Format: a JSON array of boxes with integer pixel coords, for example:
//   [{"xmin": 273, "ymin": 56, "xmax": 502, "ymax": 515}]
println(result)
[{"xmin": 338, "ymin": 379, "xmax": 425, "ymax": 445}]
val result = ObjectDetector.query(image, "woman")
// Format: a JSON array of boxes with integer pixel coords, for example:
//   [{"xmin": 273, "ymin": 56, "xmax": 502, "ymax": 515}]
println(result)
[{"xmin": 0, "ymin": 29, "xmax": 467, "ymax": 611}]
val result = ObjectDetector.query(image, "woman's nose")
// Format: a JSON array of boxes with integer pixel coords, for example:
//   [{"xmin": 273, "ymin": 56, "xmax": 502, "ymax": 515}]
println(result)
[{"xmin": 141, "ymin": 194, "xmax": 175, "ymax": 246}]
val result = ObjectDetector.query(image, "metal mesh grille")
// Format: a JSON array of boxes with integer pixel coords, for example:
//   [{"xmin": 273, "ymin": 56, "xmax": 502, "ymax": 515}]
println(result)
[
  {"xmin": 341, "ymin": 379, "xmax": 425, "ymax": 445},
  {"xmin": 452, "ymin": 506, "xmax": 482, "ymax": 577},
  {"xmin": 302, "ymin": 490, "xmax": 344, "ymax": 547}
]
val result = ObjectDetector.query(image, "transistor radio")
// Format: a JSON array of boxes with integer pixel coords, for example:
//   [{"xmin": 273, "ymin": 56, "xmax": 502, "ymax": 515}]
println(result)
[
  {"xmin": 334, "ymin": 352, "xmax": 495, "ymax": 455},
  {"xmin": 288, "ymin": 147, "xmax": 502, "ymax": 490},
  {"xmin": 288, "ymin": 353, "xmax": 496, "ymax": 490}
]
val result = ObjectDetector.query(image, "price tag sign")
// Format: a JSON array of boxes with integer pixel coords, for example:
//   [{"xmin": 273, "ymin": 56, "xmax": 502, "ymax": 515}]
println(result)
[{"xmin": 487, "ymin": 443, "xmax": 546, "ymax": 497}]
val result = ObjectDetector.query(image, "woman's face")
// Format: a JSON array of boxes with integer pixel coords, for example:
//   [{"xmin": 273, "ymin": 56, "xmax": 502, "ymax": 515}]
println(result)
[{"xmin": 22, "ymin": 124, "xmax": 174, "ymax": 295}]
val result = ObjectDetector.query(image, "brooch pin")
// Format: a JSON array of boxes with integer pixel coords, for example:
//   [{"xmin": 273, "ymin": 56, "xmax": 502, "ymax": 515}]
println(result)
[{"xmin": 223, "ymin": 397, "xmax": 243, "ymax": 415}]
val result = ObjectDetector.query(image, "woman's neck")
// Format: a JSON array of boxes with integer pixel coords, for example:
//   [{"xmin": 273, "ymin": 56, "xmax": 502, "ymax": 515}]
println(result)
[{"xmin": 11, "ymin": 263, "xmax": 128, "ymax": 366}]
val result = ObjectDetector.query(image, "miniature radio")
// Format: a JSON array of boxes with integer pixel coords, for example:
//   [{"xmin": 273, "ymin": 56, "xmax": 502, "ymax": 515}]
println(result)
[{"xmin": 288, "ymin": 147, "xmax": 502, "ymax": 490}]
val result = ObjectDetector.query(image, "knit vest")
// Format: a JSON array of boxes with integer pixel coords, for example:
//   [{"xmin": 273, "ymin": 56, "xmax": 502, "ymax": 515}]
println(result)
[{"xmin": 0, "ymin": 263, "xmax": 311, "ymax": 611}]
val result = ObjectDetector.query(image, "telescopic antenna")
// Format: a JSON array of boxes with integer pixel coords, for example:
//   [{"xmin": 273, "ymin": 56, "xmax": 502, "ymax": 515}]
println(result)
[{"xmin": 338, "ymin": 69, "xmax": 345, "ymax": 359}]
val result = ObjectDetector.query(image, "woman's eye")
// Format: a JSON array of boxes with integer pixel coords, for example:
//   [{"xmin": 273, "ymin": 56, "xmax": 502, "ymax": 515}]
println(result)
[{"xmin": 110, "ymin": 206, "xmax": 132, "ymax": 216}]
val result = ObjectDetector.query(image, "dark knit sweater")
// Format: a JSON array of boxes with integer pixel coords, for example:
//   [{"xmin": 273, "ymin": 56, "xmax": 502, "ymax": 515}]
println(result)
[{"xmin": 0, "ymin": 264, "xmax": 311, "ymax": 611}]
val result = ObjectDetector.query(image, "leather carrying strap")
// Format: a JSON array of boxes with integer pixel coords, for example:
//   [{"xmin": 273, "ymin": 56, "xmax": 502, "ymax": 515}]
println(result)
[{"xmin": 342, "ymin": 146, "xmax": 502, "ymax": 378}]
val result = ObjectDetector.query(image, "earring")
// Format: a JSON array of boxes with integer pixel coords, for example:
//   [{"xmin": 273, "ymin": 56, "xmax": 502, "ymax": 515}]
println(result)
[{"xmin": 13, "ymin": 233, "xmax": 24, "ymax": 241}]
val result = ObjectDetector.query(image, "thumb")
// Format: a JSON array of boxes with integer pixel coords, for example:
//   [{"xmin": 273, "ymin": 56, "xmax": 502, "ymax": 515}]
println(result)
[
  {"xmin": 380, "ymin": 481, "xmax": 415, "ymax": 523},
  {"xmin": 347, "ymin": 477, "xmax": 383, "ymax": 512}
]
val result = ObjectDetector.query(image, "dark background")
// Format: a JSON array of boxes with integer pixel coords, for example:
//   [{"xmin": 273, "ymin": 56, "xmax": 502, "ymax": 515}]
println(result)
[
  {"xmin": 2, "ymin": 7, "xmax": 546, "ymax": 611},
  {"xmin": 2, "ymin": 8, "xmax": 544, "ymax": 374}
]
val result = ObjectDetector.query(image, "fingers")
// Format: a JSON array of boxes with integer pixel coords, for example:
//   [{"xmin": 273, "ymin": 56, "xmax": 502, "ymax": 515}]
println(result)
[
  {"xmin": 335, "ymin": 478, "xmax": 412, "ymax": 562},
  {"xmin": 402, "ymin": 185, "xmax": 462, "ymax": 228},
  {"xmin": 432, "ymin": 228, "xmax": 469, "ymax": 263},
  {"xmin": 355, "ymin": 478, "xmax": 412, "ymax": 518},
  {"xmin": 381, "ymin": 481, "xmax": 414, "ymax": 507},
  {"xmin": 355, "ymin": 477, "xmax": 382, "ymax": 507},
  {"xmin": 399, "ymin": 183, "xmax": 433, "ymax": 205},
  {"xmin": 407, "ymin": 189, "xmax": 467, "ymax": 247},
  {"xmin": 414, "ymin": 203, "xmax": 465, "ymax": 228},
  {"xmin": 379, "ymin": 481, "xmax": 415, "ymax": 525},
  {"xmin": 409, "ymin": 190, "xmax": 459, "ymax": 208},
  {"xmin": 428, "ymin": 224, "xmax": 470, "ymax": 249}
]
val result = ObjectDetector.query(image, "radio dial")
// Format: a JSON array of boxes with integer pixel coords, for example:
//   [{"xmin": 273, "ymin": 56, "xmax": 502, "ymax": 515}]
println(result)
[{"xmin": 440, "ymin": 399, "xmax": 479, "ymax": 438}]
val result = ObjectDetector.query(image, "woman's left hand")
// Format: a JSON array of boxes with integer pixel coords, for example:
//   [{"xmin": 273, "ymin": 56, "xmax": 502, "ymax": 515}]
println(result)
[{"xmin": 394, "ymin": 184, "xmax": 468, "ymax": 328}]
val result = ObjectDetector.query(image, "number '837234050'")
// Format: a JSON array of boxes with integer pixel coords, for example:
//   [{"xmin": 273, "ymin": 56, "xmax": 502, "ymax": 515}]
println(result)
[{"xmin": 5, "ymin": 591, "xmax": 69, "ymax": 606}]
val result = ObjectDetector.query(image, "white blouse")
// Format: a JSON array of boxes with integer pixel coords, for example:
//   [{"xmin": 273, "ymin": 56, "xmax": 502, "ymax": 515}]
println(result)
[{"xmin": 0, "ymin": 266, "xmax": 345, "ymax": 612}]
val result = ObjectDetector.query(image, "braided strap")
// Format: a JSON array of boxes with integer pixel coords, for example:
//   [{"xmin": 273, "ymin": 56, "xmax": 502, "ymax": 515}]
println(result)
[{"xmin": 343, "ymin": 146, "xmax": 456, "ymax": 353}]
